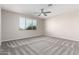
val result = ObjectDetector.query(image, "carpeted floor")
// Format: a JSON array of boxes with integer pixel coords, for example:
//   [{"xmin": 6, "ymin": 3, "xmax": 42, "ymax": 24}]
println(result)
[{"xmin": 1, "ymin": 36, "xmax": 79, "ymax": 55}]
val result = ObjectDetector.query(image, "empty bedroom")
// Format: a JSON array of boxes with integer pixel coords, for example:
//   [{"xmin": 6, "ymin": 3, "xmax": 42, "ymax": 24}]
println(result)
[{"xmin": 0, "ymin": 4, "xmax": 79, "ymax": 55}]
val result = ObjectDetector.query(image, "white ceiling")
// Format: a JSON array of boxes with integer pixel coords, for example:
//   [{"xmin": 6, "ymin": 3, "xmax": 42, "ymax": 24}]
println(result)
[{"xmin": 0, "ymin": 4, "xmax": 79, "ymax": 19}]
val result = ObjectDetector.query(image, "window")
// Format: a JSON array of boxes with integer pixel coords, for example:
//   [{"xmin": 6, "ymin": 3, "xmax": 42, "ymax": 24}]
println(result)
[
  {"xmin": 32, "ymin": 19, "xmax": 37, "ymax": 30},
  {"xmin": 19, "ymin": 16, "xmax": 26, "ymax": 29},
  {"xmin": 19, "ymin": 16, "xmax": 37, "ymax": 30}
]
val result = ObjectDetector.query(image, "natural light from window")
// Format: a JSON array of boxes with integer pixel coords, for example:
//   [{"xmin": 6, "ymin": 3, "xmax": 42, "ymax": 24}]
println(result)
[{"xmin": 19, "ymin": 16, "xmax": 37, "ymax": 30}]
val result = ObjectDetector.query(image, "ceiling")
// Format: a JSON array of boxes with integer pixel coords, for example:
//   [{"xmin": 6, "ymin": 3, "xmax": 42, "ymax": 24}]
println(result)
[{"xmin": 0, "ymin": 4, "xmax": 79, "ymax": 19}]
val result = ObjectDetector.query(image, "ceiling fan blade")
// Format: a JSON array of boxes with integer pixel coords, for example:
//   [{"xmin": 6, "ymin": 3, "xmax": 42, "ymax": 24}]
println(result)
[
  {"xmin": 43, "ymin": 13, "xmax": 47, "ymax": 16},
  {"xmin": 41, "ymin": 8, "xmax": 44, "ymax": 13},
  {"xmin": 48, "ymin": 4, "xmax": 53, "ymax": 7},
  {"xmin": 44, "ymin": 11, "xmax": 51, "ymax": 13}
]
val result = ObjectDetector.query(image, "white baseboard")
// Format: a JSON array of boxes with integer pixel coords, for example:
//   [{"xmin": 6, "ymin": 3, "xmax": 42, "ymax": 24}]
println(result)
[
  {"xmin": 2, "ymin": 35, "xmax": 44, "ymax": 42},
  {"xmin": 45, "ymin": 34, "xmax": 79, "ymax": 42}
]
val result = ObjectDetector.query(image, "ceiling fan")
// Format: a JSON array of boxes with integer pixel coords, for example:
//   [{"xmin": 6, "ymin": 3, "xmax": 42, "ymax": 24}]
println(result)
[
  {"xmin": 38, "ymin": 8, "xmax": 51, "ymax": 16},
  {"xmin": 34, "ymin": 4, "xmax": 52, "ymax": 16}
]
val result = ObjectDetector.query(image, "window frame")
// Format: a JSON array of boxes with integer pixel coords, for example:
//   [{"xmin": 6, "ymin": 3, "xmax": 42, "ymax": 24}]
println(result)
[{"xmin": 19, "ymin": 16, "xmax": 37, "ymax": 30}]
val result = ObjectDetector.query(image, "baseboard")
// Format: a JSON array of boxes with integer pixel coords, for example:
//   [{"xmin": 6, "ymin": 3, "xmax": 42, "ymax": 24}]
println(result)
[
  {"xmin": 2, "ymin": 35, "xmax": 45, "ymax": 42},
  {"xmin": 45, "ymin": 35, "xmax": 79, "ymax": 42},
  {"xmin": 2, "ymin": 34, "xmax": 79, "ymax": 43}
]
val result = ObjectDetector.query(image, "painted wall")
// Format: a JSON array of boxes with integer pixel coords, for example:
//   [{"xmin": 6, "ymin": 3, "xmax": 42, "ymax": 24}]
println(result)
[
  {"xmin": 2, "ymin": 10, "xmax": 44, "ymax": 41},
  {"xmin": 0, "ymin": 8, "xmax": 1, "ymax": 45},
  {"xmin": 45, "ymin": 11, "xmax": 79, "ymax": 41}
]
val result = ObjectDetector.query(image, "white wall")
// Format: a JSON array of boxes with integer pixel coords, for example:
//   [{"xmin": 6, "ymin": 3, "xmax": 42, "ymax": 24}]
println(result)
[
  {"xmin": 2, "ymin": 10, "xmax": 44, "ymax": 41},
  {"xmin": 45, "ymin": 11, "xmax": 79, "ymax": 41},
  {"xmin": 0, "ymin": 8, "xmax": 1, "ymax": 45}
]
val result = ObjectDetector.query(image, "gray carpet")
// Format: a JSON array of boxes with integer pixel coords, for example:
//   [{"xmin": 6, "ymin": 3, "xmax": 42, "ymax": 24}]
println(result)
[{"xmin": 1, "ymin": 36, "xmax": 79, "ymax": 55}]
